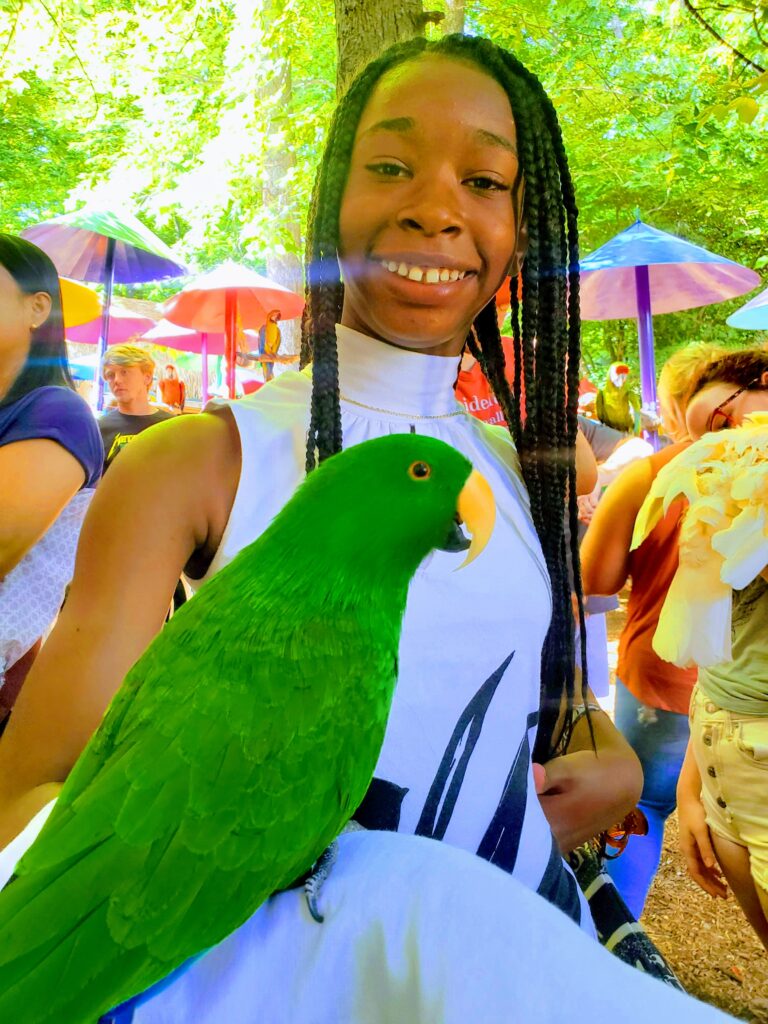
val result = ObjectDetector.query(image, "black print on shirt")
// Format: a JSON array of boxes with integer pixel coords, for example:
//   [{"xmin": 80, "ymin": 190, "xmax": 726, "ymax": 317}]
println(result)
[
  {"xmin": 476, "ymin": 709, "xmax": 539, "ymax": 871},
  {"xmin": 414, "ymin": 651, "xmax": 515, "ymax": 841}
]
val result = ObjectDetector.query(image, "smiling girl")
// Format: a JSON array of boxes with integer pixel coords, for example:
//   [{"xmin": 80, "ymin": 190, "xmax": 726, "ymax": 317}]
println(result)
[{"xmin": 0, "ymin": 35, "xmax": 647, "ymax": 1015}]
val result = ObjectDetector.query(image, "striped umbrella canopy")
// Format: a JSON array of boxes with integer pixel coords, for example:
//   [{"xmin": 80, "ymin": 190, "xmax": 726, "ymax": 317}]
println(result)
[{"xmin": 22, "ymin": 207, "xmax": 187, "ymax": 408}]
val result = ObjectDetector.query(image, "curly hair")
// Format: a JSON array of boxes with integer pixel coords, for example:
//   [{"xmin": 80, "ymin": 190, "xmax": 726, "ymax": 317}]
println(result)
[{"xmin": 301, "ymin": 35, "xmax": 584, "ymax": 760}]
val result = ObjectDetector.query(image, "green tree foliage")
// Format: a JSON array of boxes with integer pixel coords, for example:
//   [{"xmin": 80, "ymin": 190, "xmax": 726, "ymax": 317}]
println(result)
[{"xmin": 1, "ymin": 0, "xmax": 765, "ymax": 371}]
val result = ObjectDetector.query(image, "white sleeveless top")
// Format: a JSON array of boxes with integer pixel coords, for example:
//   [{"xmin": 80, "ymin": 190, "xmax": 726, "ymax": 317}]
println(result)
[{"xmin": 191, "ymin": 325, "xmax": 589, "ymax": 929}]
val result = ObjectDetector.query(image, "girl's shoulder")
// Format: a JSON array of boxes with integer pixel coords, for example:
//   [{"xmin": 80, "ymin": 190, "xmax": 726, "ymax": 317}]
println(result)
[{"xmin": 0, "ymin": 386, "xmax": 103, "ymax": 488}]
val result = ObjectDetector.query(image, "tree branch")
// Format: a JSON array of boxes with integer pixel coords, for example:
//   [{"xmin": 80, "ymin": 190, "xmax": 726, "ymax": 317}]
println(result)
[{"xmin": 681, "ymin": 0, "xmax": 765, "ymax": 73}]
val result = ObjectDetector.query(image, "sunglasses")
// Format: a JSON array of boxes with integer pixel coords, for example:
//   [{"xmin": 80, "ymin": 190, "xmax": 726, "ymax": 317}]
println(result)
[{"xmin": 705, "ymin": 377, "xmax": 762, "ymax": 433}]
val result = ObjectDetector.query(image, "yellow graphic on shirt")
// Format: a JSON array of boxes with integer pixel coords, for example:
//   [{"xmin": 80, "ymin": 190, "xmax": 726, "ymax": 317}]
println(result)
[{"xmin": 107, "ymin": 433, "xmax": 138, "ymax": 464}]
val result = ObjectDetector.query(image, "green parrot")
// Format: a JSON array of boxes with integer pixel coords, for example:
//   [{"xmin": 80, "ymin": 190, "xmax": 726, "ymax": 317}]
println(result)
[
  {"xmin": 0, "ymin": 433, "xmax": 494, "ymax": 1024},
  {"xmin": 595, "ymin": 361, "xmax": 636, "ymax": 433}
]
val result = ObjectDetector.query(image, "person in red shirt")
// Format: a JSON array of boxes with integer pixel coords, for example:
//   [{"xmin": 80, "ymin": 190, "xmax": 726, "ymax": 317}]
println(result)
[{"xmin": 581, "ymin": 342, "xmax": 728, "ymax": 919}]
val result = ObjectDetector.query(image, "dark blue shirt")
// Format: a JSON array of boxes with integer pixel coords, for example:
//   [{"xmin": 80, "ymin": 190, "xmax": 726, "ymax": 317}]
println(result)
[{"xmin": 0, "ymin": 386, "xmax": 103, "ymax": 488}]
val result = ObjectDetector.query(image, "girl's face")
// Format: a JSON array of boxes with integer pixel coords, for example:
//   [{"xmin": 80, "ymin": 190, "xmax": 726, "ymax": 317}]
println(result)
[
  {"xmin": 0, "ymin": 263, "xmax": 51, "ymax": 362},
  {"xmin": 685, "ymin": 374, "xmax": 768, "ymax": 439},
  {"xmin": 338, "ymin": 56, "xmax": 524, "ymax": 358}
]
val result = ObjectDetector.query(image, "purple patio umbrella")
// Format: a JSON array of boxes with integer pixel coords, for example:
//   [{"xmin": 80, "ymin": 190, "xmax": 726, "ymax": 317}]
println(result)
[
  {"xmin": 22, "ymin": 207, "xmax": 187, "ymax": 408},
  {"xmin": 579, "ymin": 219, "xmax": 760, "ymax": 443},
  {"xmin": 726, "ymin": 284, "xmax": 768, "ymax": 330}
]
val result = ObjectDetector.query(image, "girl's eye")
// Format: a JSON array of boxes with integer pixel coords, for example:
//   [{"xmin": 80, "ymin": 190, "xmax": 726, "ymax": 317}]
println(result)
[
  {"xmin": 366, "ymin": 161, "xmax": 409, "ymax": 178},
  {"xmin": 465, "ymin": 176, "xmax": 509, "ymax": 193}
]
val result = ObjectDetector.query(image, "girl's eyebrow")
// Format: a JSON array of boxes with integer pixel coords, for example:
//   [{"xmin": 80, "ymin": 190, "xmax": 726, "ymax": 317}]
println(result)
[{"xmin": 360, "ymin": 118, "xmax": 517, "ymax": 155}]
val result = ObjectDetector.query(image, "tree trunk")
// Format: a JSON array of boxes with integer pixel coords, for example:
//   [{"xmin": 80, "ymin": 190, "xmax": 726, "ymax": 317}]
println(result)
[
  {"xmin": 259, "ymin": 1, "xmax": 304, "ymax": 356},
  {"xmin": 334, "ymin": 0, "xmax": 444, "ymax": 94},
  {"xmin": 442, "ymin": 0, "xmax": 465, "ymax": 34},
  {"xmin": 261, "ymin": 55, "xmax": 303, "ymax": 357}
]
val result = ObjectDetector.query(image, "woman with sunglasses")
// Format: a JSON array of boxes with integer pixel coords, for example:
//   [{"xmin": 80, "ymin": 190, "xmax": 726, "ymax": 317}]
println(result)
[{"xmin": 677, "ymin": 348, "xmax": 768, "ymax": 950}]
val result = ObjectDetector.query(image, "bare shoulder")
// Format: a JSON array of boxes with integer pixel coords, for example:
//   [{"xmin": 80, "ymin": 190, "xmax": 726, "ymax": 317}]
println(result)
[{"xmin": 92, "ymin": 408, "xmax": 241, "ymax": 565}]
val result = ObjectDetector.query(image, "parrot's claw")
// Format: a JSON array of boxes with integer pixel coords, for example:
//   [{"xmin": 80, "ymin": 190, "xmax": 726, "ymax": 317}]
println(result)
[{"xmin": 304, "ymin": 840, "xmax": 338, "ymax": 924}]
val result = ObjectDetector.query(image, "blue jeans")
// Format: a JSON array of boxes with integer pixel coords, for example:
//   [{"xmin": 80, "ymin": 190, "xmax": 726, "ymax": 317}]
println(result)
[{"xmin": 605, "ymin": 679, "xmax": 690, "ymax": 919}]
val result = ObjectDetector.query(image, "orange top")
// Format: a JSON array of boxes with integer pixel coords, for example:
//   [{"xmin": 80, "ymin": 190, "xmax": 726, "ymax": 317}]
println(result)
[
  {"xmin": 454, "ymin": 337, "xmax": 519, "ymax": 426},
  {"xmin": 618, "ymin": 442, "xmax": 697, "ymax": 714},
  {"xmin": 159, "ymin": 378, "xmax": 185, "ymax": 408}
]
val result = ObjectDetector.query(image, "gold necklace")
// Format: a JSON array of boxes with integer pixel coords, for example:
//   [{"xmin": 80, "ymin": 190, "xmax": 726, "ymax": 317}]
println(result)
[{"xmin": 339, "ymin": 393, "xmax": 466, "ymax": 420}]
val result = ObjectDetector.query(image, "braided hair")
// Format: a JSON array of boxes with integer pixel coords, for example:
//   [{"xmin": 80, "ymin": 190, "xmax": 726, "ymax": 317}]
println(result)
[{"xmin": 302, "ymin": 34, "xmax": 586, "ymax": 761}]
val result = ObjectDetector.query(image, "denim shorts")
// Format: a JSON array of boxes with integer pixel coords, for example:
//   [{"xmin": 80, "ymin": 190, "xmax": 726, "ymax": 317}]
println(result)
[{"xmin": 690, "ymin": 685, "xmax": 768, "ymax": 891}]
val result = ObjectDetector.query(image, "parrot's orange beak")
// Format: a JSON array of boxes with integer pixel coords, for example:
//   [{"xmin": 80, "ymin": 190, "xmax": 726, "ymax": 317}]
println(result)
[{"xmin": 455, "ymin": 469, "xmax": 495, "ymax": 569}]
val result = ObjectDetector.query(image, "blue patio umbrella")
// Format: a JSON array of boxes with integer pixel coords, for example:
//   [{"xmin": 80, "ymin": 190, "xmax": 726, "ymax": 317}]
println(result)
[
  {"xmin": 22, "ymin": 207, "xmax": 187, "ymax": 408},
  {"xmin": 726, "ymin": 284, "xmax": 768, "ymax": 330},
  {"xmin": 579, "ymin": 219, "xmax": 760, "ymax": 442}
]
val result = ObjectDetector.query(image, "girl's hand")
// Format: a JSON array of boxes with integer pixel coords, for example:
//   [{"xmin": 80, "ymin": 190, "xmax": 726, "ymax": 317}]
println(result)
[
  {"xmin": 677, "ymin": 791, "xmax": 728, "ymax": 899},
  {"xmin": 533, "ymin": 748, "xmax": 640, "ymax": 855}
]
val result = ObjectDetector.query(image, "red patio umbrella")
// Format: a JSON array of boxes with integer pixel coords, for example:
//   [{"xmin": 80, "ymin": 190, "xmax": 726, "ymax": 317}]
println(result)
[{"xmin": 163, "ymin": 262, "xmax": 304, "ymax": 399}]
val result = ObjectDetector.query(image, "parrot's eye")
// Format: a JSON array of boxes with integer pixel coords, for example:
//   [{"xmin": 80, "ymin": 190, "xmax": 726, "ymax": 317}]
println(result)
[{"xmin": 408, "ymin": 461, "xmax": 431, "ymax": 480}]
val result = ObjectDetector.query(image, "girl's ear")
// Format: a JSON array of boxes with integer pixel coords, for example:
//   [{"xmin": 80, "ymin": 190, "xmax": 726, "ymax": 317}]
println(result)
[
  {"xmin": 29, "ymin": 290, "xmax": 52, "ymax": 329},
  {"xmin": 761, "ymin": 370, "xmax": 768, "ymax": 387}
]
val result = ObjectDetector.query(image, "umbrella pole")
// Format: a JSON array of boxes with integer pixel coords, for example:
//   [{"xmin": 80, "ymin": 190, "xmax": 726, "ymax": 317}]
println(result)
[
  {"xmin": 225, "ymin": 290, "xmax": 237, "ymax": 400},
  {"xmin": 634, "ymin": 265, "xmax": 659, "ymax": 450},
  {"xmin": 201, "ymin": 332, "xmax": 209, "ymax": 407},
  {"xmin": 96, "ymin": 237, "xmax": 117, "ymax": 412}
]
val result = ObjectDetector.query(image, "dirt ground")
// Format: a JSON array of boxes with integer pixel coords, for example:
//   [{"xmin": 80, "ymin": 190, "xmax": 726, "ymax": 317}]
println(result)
[{"xmin": 605, "ymin": 600, "xmax": 768, "ymax": 1023}]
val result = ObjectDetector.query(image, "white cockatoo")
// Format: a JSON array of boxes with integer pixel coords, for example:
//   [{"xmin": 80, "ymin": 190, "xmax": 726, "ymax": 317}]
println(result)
[{"xmin": 630, "ymin": 412, "xmax": 768, "ymax": 668}]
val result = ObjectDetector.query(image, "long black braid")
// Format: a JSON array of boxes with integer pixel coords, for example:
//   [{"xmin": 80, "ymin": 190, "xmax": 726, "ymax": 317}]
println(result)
[{"xmin": 302, "ymin": 34, "xmax": 588, "ymax": 761}]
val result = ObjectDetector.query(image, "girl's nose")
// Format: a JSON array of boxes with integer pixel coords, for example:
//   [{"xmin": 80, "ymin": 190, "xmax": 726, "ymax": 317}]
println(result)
[{"xmin": 396, "ymin": 173, "xmax": 463, "ymax": 238}]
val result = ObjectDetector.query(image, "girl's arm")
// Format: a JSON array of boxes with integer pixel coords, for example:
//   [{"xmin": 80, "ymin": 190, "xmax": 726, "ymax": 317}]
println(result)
[
  {"xmin": 580, "ymin": 456, "xmax": 654, "ymax": 597},
  {"xmin": 0, "ymin": 439, "xmax": 85, "ymax": 578},
  {"xmin": 575, "ymin": 428, "xmax": 598, "ymax": 496},
  {"xmin": 0, "ymin": 410, "xmax": 240, "ymax": 848},
  {"xmin": 676, "ymin": 739, "xmax": 727, "ymax": 898}
]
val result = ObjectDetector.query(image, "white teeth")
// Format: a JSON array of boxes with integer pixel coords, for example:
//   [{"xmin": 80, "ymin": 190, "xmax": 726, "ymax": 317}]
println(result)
[{"xmin": 380, "ymin": 260, "xmax": 469, "ymax": 283}]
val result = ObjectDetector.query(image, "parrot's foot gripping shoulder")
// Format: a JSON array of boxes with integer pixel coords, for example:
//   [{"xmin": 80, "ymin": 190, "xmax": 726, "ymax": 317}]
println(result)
[{"xmin": 304, "ymin": 840, "xmax": 339, "ymax": 924}]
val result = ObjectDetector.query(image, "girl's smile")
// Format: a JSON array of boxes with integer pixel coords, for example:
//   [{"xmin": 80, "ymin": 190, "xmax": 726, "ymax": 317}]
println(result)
[{"xmin": 338, "ymin": 56, "xmax": 524, "ymax": 358}]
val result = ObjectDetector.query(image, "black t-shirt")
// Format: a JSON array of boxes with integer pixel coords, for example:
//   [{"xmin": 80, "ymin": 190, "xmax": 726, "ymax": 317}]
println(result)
[{"xmin": 98, "ymin": 408, "xmax": 174, "ymax": 471}]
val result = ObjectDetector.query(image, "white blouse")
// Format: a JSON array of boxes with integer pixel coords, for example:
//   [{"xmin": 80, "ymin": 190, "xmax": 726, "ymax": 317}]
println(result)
[{"xmin": 192, "ymin": 325, "xmax": 587, "ymax": 927}]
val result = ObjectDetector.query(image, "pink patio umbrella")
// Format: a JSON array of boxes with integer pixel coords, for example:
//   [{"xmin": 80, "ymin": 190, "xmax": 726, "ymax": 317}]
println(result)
[
  {"xmin": 163, "ymin": 262, "xmax": 304, "ymax": 399},
  {"xmin": 67, "ymin": 305, "xmax": 155, "ymax": 345},
  {"xmin": 141, "ymin": 320, "xmax": 225, "ymax": 406}
]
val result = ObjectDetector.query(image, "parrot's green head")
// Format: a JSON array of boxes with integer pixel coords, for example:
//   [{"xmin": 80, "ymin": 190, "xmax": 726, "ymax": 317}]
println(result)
[{"xmin": 273, "ymin": 434, "xmax": 495, "ymax": 592}]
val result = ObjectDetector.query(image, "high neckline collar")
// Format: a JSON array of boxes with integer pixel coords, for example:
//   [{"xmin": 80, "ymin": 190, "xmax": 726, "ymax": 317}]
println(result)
[{"xmin": 336, "ymin": 324, "xmax": 462, "ymax": 419}]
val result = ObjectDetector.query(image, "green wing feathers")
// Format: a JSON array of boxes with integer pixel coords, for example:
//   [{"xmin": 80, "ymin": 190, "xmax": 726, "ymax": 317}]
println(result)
[{"xmin": 0, "ymin": 559, "xmax": 401, "ymax": 1023}]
